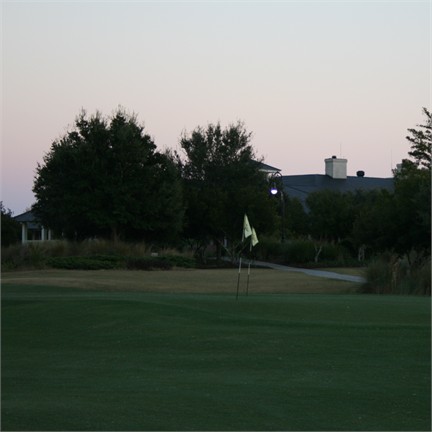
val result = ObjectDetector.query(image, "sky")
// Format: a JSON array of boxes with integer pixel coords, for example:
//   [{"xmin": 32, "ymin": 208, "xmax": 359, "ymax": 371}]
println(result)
[{"xmin": 1, "ymin": 0, "xmax": 430, "ymax": 215}]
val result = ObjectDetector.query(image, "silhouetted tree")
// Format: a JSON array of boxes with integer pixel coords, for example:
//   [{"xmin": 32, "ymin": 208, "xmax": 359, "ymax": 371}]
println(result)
[
  {"xmin": 405, "ymin": 107, "xmax": 431, "ymax": 170},
  {"xmin": 392, "ymin": 108, "xmax": 431, "ymax": 253},
  {"xmin": 306, "ymin": 190, "xmax": 355, "ymax": 242},
  {"xmin": 1, "ymin": 202, "xmax": 20, "ymax": 247},
  {"xmin": 177, "ymin": 122, "xmax": 278, "ymax": 260},
  {"xmin": 33, "ymin": 109, "xmax": 183, "ymax": 242}
]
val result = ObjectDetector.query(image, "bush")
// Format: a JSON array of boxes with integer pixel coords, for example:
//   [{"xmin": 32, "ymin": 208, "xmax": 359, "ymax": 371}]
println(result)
[
  {"xmin": 163, "ymin": 255, "xmax": 196, "ymax": 268},
  {"xmin": 46, "ymin": 255, "xmax": 121, "ymax": 270},
  {"xmin": 285, "ymin": 240, "xmax": 316, "ymax": 264},
  {"xmin": 254, "ymin": 237, "xmax": 285, "ymax": 261},
  {"xmin": 361, "ymin": 252, "xmax": 431, "ymax": 295},
  {"xmin": 415, "ymin": 257, "xmax": 431, "ymax": 295},
  {"xmin": 255, "ymin": 236, "xmax": 355, "ymax": 267},
  {"xmin": 362, "ymin": 254, "xmax": 394, "ymax": 294},
  {"xmin": 126, "ymin": 257, "xmax": 172, "ymax": 271},
  {"xmin": 1, "ymin": 241, "xmax": 196, "ymax": 271},
  {"xmin": 79, "ymin": 239, "xmax": 150, "ymax": 258},
  {"xmin": 1, "ymin": 243, "xmax": 48, "ymax": 270}
]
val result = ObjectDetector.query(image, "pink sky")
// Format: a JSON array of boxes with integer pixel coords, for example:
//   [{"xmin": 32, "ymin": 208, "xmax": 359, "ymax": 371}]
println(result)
[{"xmin": 2, "ymin": 1, "xmax": 430, "ymax": 214}]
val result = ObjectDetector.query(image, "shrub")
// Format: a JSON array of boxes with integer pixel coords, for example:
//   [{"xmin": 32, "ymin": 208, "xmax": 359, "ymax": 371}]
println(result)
[
  {"xmin": 1, "ymin": 244, "xmax": 22, "ymax": 270},
  {"xmin": 362, "ymin": 254, "xmax": 394, "ymax": 294},
  {"xmin": 361, "ymin": 252, "xmax": 431, "ymax": 295},
  {"xmin": 255, "ymin": 236, "xmax": 355, "ymax": 267},
  {"xmin": 79, "ymin": 239, "xmax": 150, "ymax": 258},
  {"xmin": 415, "ymin": 257, "xmax": 431, "ymax": 295},
  {"xmin": 126, "ymin": 257, "xmax": 172, "ymax": 270},
  {"xmin": 1, "ymin": 243, "xmax": 48, "ymax": 270},
  {"xmin": 46, "ymin": 256, "xmax": 121, "ymax": 270},
  {"xmin": 163, "ymin": 255, "xmax": 196, "ymax": 268},
  {"xmin": 284, "ymin": 240, "xmax": 316, "ymax": 264},
  {"xmin": 254, "ymin": 236, "xmax": 285, "ymax": 261},
  {"xmin": 1, "ymin": 241, "xmax": 197, "ymax": 271}
]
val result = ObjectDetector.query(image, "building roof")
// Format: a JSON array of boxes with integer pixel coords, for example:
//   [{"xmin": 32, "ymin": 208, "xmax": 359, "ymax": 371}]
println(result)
[
  {"xmin": 14, "ymin": 211, "xmax": 42, "ymax": 229},
  {"xmin": 14, "ymin": 210, "xmax": 37, "ymax": 222},
  {"xmin": 282, "ymin": 174, "xmax": 394, "ymax": 204},
  {"xmin": 253, "ymin": 161, "xmax": 281, "ymax": 173}
]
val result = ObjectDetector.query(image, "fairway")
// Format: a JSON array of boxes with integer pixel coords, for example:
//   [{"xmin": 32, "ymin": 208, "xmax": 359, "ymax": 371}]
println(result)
[{"xmin": 2, "ymin": 281, "xmax": 431, "ymax": 431}]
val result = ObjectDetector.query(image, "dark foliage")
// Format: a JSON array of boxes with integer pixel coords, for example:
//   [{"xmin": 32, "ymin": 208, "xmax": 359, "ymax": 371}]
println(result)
[
  {"xmin": 33, "ymin": 109, "xmax": 183, "ymax": 242},
  {"xmin": 46, "ymin": 255, "xmax": 121, "ymax": 270},
  {"xmin": 1, "ymin": 203, "xmax": 20, "ymax": 247},
  {"xmin": 177, "ymin": 122, "xmax": 278, "ymax": 260}
]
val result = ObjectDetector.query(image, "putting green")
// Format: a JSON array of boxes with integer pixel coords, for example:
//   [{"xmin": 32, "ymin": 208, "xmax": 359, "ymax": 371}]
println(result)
[{"xmin": 2, "ymin": 283, "xmax": 430, "ymax": 431}]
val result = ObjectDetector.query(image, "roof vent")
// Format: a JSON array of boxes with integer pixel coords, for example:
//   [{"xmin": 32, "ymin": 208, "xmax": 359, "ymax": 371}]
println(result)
[{"xmin": 356, "ymin": 170, "xmax": 365, "ymax": 177}]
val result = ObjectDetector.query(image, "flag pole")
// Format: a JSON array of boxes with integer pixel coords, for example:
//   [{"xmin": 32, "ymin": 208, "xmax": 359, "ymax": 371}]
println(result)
[
  {"xmin": 247, "ymin": 227, "xmax": 259, "ymax": 296},
  {"xmin": 237, "ymin": 214, "xmax": 251, "ymax": 300},
  {"xmin": 237, "ymin": 214, "xmax": 253, "ymax": 300},
  {"xmin": 236, "ymin": 256, "xmax": 242, "ymax": 300},
  {"xmin": 236, "ymin": 217, "xmax": 245, "ymax": 301},
  {"xmin": 246, "ymin": 238, "xmax": 252, "ymax": 296}
]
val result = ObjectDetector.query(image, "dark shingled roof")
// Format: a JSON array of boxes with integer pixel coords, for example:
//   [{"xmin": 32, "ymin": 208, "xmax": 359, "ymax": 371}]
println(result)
[
  {"xmin": 253, "ymin": 161, "xmax": 281, "ymax": 173},
  {"xmin": 282, "ymin": 174, "xmax": 394, "ymax": 205},
  {"xmin": 14, "ymin": 211, "xmax": 42, "ymax": 230}
]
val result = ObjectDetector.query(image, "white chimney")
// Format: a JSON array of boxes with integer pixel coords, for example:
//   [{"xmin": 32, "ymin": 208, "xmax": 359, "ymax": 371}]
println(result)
[{"xmin": 325, "ymin": 156, "xmax": 347, "ymax": 179}]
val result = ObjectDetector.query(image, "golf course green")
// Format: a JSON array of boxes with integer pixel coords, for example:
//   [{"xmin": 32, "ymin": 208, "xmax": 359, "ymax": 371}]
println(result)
[{"xmin": 1, "ymin": 271, "xmax": 430, "ymax": 431}]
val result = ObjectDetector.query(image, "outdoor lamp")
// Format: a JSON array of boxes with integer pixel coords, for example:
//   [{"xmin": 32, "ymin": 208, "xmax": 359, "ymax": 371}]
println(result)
[{"xmin": 269, "ymin": 172, "xmax": 285, "ymax": 242}]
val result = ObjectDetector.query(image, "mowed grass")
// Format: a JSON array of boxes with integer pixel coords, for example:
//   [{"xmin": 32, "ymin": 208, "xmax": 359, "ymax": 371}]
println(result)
[
  {"xmin": 1, "ymin": 268, "xmax": 359, "ymax": 294},
  {"xmin": 1, "ymin": 270, "xmax": 431, "ymax": 431}
]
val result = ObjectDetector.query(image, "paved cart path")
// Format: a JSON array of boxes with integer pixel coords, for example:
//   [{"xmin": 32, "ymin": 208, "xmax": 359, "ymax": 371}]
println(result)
[{"xmin": 249, "ymin": 260, "xmax": 366, "ymax": 283}]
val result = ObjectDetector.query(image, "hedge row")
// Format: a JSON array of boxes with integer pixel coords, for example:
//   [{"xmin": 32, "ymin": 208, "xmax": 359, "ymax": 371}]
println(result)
[
  {"xmin": 255, "ymin": 237, "xmax": 358, "ymax": 267},
  {"xmin": 46, "ymin": 254, "xmax": 196, "ymax": 271}
]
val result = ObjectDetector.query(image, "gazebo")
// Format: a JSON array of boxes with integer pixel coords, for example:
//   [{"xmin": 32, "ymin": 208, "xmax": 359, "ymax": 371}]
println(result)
[{"xmin": 14, "ymin": 211, "xmax": 53, "ymax": 244}]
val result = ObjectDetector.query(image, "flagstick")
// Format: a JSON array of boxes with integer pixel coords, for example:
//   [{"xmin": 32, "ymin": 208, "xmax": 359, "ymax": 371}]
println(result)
[
  {"xmin": 237, "ymin": 214, "xmax": 254, "ymax": 300},
  {"xmin": 236, "ymin": 256, "xmax": 242, "ymax": 300},
  {"xmin": 246, "ymin": 238, "xmax": 252, "ymax": 296},
  {"xmin": 236, "ymin": 223, "xmax": 245, "ymax": 301},
  {"xmin": 246, "ymin": 261, "xmax": 251, "ymax": 296}
]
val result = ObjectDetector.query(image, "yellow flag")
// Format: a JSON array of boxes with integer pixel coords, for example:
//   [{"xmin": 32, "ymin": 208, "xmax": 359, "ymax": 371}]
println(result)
[
  {"xmin": 243, "ymin": 214, "xmax": 252, "ymax": 239},
  {"xmin": 251, "ymin": 227, "xmax": 259, "ymax": 247}
]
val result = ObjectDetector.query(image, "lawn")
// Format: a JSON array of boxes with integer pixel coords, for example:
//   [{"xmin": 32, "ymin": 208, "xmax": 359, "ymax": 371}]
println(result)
[
  {"xmin": 1, "ymin": 273, "xmax": 431, "ymax": 431},
  {"xmin": 0, "ymin": 268, "xmax": 359, "ymax": 294}
]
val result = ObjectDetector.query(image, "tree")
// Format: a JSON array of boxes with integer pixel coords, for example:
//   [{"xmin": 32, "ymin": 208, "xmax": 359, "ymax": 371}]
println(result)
[
  {"xmin": 405, "ymin": 107, "xmax": 431, "ymax": 170},
  {"xmin": 1, "ymin": 202, "xmax": 20, "ymax": 247},
  {"xmin": 351, "ymin": 190, "xmax": 399, "ymax": 254},
  {"xmin": 306, "ymin": 190, "xmax": 355, "ymax": 242},
  {"xmin": 352, "ymin": 108, "xmax": 431, "ymax": 256},
  {"xmin": 176, "ymin": 122, "xmax": 278, "ymax": 260},
  {"xmin": 283, "ymin": 194, "xmax": 309, "ymax": 237},
  {"xmin": 392, "ymin": 108, "xmax": 431, "ymax": 254},
  {"xmin": 33, "ymin": 109, "xmax": 183, "ymax": 242}
]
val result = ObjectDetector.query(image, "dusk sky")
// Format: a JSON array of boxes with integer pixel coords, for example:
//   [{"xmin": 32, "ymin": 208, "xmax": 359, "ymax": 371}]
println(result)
[{"xmin": 2, "ymin": 0, "xmax": 430, "ymax": 215}]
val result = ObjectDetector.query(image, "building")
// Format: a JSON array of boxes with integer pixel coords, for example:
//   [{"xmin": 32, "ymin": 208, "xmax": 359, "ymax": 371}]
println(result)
[
  {"xmin": 14, "ymin": 211, "xmax": 53, "ymax": 244},
  {"xmin": 255, "ymin": 161, "xmax": 281, "ymax": 175},
  {"xmin": 275, "ymin": 156, "xmax": 394, "ymax": 206}
]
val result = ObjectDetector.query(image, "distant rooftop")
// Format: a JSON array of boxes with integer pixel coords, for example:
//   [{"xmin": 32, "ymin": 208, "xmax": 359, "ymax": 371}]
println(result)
[
  {"xmin": 282, "ymin": 174, "xmax": 394, "ymax": 205},
  {"xmin": 253, "ymin": 161, "xmax": 281, "ymax": 173},
  {"xmin": 14, "ymin": 210, "xmax": 42, "ymax": 230},
  {"xmin": 14, "ymin": 210, "xmax": 37, "ymax": 223}
]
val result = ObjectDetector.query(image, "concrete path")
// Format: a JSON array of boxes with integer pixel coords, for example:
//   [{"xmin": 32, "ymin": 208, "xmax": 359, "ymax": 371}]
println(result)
[{"xmin": 251, "ymin": 260, "xmax": 366, "ymax": 283}]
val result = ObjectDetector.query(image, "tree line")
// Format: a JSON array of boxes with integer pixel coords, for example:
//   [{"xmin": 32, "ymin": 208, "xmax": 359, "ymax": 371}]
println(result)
[
  {"xmin": 28, "ymin": 109, "xmax": 278, "ymax": 256},
  {"xmin": 2, "ymin": 107, "xmax": 430, "ymax": 265},
  {"xmin": 287, "ymin": 108, "xmax": 431, "ymax": 260}
]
